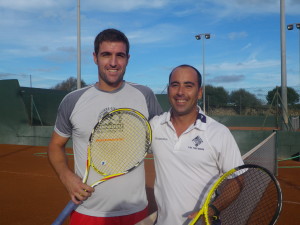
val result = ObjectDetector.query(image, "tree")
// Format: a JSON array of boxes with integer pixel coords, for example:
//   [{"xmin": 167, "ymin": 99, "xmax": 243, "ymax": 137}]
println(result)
[
  {"xmin": 229, "ymin": 89, "xmax": 262, "ymax": 109},
  {"xmin": 51, "ymin": 77, "xmax": 87, "ymax": 91},
  {"xmin": 266, "ymin": 86, "xmax": 300, "ymax": 105},
  {"xmin": 205, "ymin": 85, "xmax": 229, "ymax": 107}
]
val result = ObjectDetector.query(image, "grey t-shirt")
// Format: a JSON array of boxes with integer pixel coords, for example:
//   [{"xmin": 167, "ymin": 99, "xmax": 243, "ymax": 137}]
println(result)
[{"xmin": 54, "ymin": 81, "xmax": 162, "ymax": 217}]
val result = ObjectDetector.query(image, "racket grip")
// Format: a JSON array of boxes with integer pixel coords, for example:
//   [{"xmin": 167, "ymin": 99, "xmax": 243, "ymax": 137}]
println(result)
[{"xmin": 51, "ymin": 200, "xmax": 78, "ymax": 225}]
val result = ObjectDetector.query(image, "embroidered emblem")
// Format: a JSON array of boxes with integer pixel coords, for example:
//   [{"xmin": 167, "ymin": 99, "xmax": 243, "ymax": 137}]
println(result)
[{"xmin": 192, "ymin": 135, "xmax": 203, "ymax": 147}]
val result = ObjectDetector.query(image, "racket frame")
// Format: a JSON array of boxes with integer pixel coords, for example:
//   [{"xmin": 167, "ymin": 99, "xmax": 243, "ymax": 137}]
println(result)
[
  {"xmin": 189, "ymin": 164, "xmax": 282, "ymax": 225},
  {"xmin": 51, "ymin": 108, "xmax": 152, "ymax": 225},
  {"xmin": 83, "ymin": 108, "xmax": 151, "ymax": 187}
]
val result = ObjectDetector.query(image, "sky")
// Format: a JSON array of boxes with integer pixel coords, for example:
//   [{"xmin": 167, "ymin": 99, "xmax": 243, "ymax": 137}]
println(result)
[{"xmin": 1, "ymin": 0, "xmax": 300, "ymax": 101}]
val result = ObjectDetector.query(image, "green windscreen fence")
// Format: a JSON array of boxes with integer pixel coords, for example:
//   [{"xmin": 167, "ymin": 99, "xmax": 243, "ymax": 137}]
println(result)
[
  {"xmin": 0, "ymin": 79, "xmax": 28, "ymax": 131},
  {"xmin": 0, "ymin": 80, "xmax": 280, "ymax": 128},
  {"xmin": 0, "ymin": 80, "xmax": 63, "ymax": 145},
  {"xmin": 20, "ymin": 87, "xmax": 68, "ymax": 126},
  {"xmin": 0, "ymin": 79, "xmax": 299, "ymax": 158}
]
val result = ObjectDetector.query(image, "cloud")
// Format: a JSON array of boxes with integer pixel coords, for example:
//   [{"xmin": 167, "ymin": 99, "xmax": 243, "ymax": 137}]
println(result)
[
  {"xmin": 39, "ymin": 46, "xmax": 50, "ymax": 52},
  {"xmin": 209, "ymin": 74, "xmax": 245, "ymax": 83},
  {"xmin": 30, "ymin": 67, "xmax": 60, "ymax": 73},
  {"xmin": 209, "ymin": 58, "xmax": 280, "ymax": 72},
  {"xmin": 128, "ymin": 24, "xmax": 183, "ymax": 44},
  {"xmin": 0, "ymin": 72, "xmax": 19, "ymax": 78},
  {"xmin": 200, "ymin": 0, "xmax": 300, "ymax": 21},
  {"xmin": 0, "ymin": 72, "xmax": 30, "ymax": 79},
  {"xmin": 57, "ymin": 46, "xmax": 76, "ymax": 53},
  {"xmin": 82, "ymin": 0, "xmax": 170, "ymax": 12},
  {"xmin": 0, "ymin": 0, "xmax": 299, "ymax": 91},
  {"xmin": 241, "ymin": 43, "xmax": 252, "ymax": 51},
  {"xmin": 0, "ymin": 0, "xmax": 70, "ymax": 12},
  {"xmin": 227, "ymin": 32, "xmax": 248, "ymax": 40}
]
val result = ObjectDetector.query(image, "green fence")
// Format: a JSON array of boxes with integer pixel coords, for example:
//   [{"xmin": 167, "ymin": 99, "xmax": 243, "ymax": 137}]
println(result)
[{"xmin": 0, "ymin": 79, "xmax": 299, "ymax": 158}]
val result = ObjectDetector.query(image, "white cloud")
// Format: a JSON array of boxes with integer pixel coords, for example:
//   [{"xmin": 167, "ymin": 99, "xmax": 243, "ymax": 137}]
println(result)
[
  {"xmin": 0, "ymin": 0, "xmax": 69, "ymax": 11},
  {"xmin": 0, "ymin": 0, "xmax": 299, "ymax": 90},
  {"xmin": 82, "ymin": 0, "xmax": 170, "ymax": 12},
  {"xmin": 198, "ymin": 0, "xmax": 300, "ymax": 22},
  {"xmin": 227, "ymin": 32, "xmax": 248, "ymax": 40},
  {"xmin": 241, "ymin": 43, "xmax": 252, "ymax": 51},
  {"xmin": 209, "ymin": 58, "xmax": 280, "ymax": 72},
  {"xmin": 209, "ymin": 74, "xmax": 245, "ymax": 83},
  {"xmin": 128, "ymin": 24, "xmax": 183, "ymax": 44}
]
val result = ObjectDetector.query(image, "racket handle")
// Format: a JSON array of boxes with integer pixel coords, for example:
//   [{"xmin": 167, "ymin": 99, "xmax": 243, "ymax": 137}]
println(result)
[{"xmin": 51, "ymin": 200, "xmax": 78, "ymax": 225}]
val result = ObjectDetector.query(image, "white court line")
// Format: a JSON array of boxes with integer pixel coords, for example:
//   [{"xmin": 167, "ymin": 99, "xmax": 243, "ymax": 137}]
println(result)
[{"xmin": 283, "ymin": 201, "xmax": 300, "ymax": 205}]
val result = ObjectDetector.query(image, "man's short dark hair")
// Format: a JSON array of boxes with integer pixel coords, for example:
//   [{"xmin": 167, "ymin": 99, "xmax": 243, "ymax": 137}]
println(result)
[
  {"xmin": 169, "ymin": 64, "xmax": 202, "ymax": 87},
  {"xmin": 94, "ymin": 28, "xmax": 130, "ymax": 56}
]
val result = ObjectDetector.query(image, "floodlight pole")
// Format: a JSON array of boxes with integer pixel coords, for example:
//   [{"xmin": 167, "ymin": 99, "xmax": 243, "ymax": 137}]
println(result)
[
  {"xmin": 195, "ymin": 33, "xmax": 211, "ymax": 114},
  {"xmin": 77, "ymin": 0, "xmax": 81, "ymax": 89},
  {"xmin": 280, "ymin": 0, "xmax": 288, "ymax": 130},
  {"xmin": 287, "ymin": 23, "xmax": 300, "ymax": 86}
]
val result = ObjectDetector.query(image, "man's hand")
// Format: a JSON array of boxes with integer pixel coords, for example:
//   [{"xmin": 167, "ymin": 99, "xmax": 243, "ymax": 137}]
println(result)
[
  {"xmin": 60, "ymin": 170, "xmax": 94, "ymax": 204},
  {"xmin": 188, "ymin": 211, "xmax": 198, "ymax": 219},
  {"xmin": 48, "ymin": 131, "xmax": 94, "ymax": 204}
]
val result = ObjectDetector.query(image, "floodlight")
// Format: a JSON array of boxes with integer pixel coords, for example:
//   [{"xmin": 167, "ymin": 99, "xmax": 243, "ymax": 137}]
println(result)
[
  {"xmin": 287, "ymin": 24, "xmax": 294, "ymax": 30},
  {"xmin": 195, "ymin": 35, "xmax": 201, "ymax": 40},
  {"xmin": 194, "ymin": 32, "xmax": 211, "ymax": 113}
]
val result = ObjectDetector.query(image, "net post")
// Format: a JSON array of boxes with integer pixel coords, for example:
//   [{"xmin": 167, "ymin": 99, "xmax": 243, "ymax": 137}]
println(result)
[{"xmin": 274, "ymin": 130, "xmax": 279, "ymax": 176}]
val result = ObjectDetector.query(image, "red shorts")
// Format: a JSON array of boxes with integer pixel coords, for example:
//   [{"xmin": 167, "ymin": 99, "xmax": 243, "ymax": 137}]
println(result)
[{"xmin": 69, "ymin": 207, "xmax": 148, "ymax": 225}]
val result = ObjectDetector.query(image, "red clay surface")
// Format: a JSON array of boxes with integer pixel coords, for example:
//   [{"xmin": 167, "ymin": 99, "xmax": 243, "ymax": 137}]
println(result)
[{"xmin": 0, "ymin": 144, "xmax": 299, "ymax": 225}]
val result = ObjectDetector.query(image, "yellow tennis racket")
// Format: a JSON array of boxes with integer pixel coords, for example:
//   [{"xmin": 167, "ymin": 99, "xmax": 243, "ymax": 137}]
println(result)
[
  {"xmin": 189, "ymin": 164, "xmax": 282, "ymax": 225},
  {"xmin": 52, "ymin": 108, "xmax": 152, "ymax": 225}
]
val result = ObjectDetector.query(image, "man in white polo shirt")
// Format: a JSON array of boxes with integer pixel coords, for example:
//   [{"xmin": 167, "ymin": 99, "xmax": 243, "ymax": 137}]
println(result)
[{"xmin": 150, "ymin": 64, "xmax": 243, "ymax": 225}]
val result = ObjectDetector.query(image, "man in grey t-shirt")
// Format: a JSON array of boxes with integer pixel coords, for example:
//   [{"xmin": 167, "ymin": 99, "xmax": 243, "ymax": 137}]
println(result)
[{"xmin": 48, "ymin": 28, "xmax": 162, "ymax": 225}]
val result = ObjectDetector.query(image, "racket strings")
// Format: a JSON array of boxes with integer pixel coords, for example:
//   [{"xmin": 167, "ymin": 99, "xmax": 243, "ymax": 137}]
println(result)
[
  {"xmin": 89, "ymin": 111, "xmax": 150, "ymax": 175},
  {"xmin": 209, "ymin": 168, "xmax": 280, "ymax": 225}
]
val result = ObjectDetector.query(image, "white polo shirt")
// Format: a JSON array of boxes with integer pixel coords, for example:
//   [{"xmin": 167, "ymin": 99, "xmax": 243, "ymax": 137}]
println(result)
[{"xmin": 150, "ymin": 108, "xmax": 243, "ymax": 225}]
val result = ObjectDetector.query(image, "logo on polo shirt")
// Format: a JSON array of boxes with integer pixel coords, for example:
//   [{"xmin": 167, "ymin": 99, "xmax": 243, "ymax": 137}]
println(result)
[
  {"xmin": 192, "ymin": 135, "xmax": 203, "ymax": 146},
  {"xmin": 188, "ymin": 135, "xmax": 204, "ymax": 150}
]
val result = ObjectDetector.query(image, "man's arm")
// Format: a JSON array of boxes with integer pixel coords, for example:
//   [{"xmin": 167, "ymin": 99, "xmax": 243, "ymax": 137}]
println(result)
[
  {"xmin": 48, "ymin": 131, "xmax": 94, "ymax": 204},
  {"xmin": 209, "ymin": 175, "xmax": 244, "ymax": 214},
  {"xmin": 188, "ymin": 173, "xmax": 245, "ymax": 224}
]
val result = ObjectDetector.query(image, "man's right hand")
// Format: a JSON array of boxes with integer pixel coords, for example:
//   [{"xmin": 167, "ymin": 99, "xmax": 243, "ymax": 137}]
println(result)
[{"xmin": 60, "ymin": 170, "xmax": 94, "ymax": 204}]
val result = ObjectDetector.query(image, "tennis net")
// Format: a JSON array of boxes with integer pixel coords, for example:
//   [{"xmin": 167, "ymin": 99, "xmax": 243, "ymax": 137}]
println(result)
[{"xmin": 242, "ymin": 132, "xmax": 277, "ymax": 175}]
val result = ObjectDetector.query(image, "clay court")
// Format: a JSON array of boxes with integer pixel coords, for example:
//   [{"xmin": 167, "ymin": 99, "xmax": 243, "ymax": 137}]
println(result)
[{"xmin": 0, "ymin": 144, "xmax": 299, "ymax": 225}]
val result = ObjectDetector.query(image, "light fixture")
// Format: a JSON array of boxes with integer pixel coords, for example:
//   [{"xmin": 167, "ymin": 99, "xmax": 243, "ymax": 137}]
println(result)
[
  {"xmin": 195, "ymin": 33, "xmax": 211, "ymax": 114},
  {"xmin": 287, "ymin": 22, "xmax": 300, "ymax": 87},
  {"xmin": 195, "ymin": 35, "xmax": 201, "ymax": 40},
  {"xmin": 287, "ymin": 24, "xmax": 294, "ymax": 30}
]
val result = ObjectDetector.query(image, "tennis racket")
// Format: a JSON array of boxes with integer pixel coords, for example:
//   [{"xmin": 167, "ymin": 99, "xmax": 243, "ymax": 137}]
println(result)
[
  {"xmin": 189, "ymin": 164, "xmax": 282, "ymax": 225},
  {"xmin": 52, "ymin": 108, "xmax": 152, "ymax": 225}
]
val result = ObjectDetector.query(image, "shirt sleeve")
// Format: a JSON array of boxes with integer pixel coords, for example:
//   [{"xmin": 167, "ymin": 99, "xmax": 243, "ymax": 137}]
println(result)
[
  {"xmin": 54, "ymin": 87, "xmax": 89, "ymax": 137},
  {"xmin": 54, "ymin": 94, "xmax": 73, "ymax": 137},
  {"xmin": 129, "ymin": 83, "xmax": 163, "ymax": 119}
]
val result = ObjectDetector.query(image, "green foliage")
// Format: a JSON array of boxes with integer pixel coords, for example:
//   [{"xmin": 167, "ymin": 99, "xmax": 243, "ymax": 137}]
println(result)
[
  {"xmin": 266, "ymin": 86, "xmax": 300, "ymax": 105},
  {"xmin": 205, "ymin": 85, "xmax": 229, "ymax": 107},
  {"xmin": 229, "ymin": 89, "xmax": 262, "ymax": 108},
  {"xmin": 51, "ymin": 77, "xmax": 87, "ymax": 91}
]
